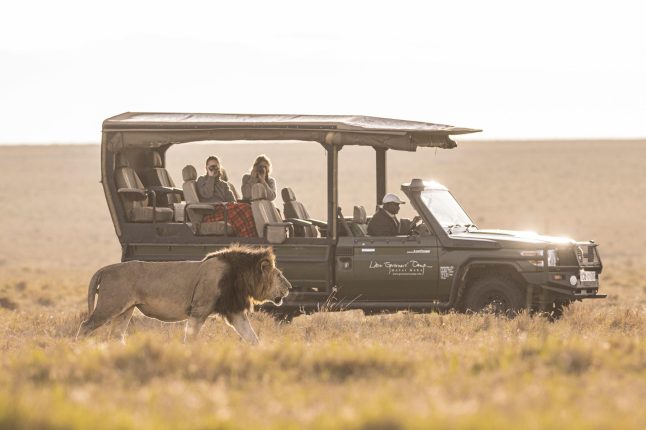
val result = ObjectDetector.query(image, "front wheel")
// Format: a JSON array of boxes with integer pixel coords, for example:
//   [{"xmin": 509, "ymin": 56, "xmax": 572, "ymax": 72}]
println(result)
[
  {"xmin": 541, "ymin": 300, "xmax": 571, "ymax": 321},
  {"xmin": 463, "ymin": 276, "xmax": 526, "ymax": 316}
]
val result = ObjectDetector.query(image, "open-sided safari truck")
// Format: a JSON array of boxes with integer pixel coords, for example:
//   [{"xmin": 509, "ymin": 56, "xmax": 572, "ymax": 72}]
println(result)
[{"xmin": 102, "ymin": 113, "xmax": 605, "ymax": 317}]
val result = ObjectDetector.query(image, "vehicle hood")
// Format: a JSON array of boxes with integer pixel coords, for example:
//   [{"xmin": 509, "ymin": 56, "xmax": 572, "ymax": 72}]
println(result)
[{"xmin": 450, "ymin": 229, "xmax": 576, "ymax": 248}]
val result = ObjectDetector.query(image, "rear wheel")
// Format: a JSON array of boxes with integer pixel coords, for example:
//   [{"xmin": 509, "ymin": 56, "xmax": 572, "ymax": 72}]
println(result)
[{"xmin": 463, "ymin": 275, "xmax": 526, "ymax": 316}]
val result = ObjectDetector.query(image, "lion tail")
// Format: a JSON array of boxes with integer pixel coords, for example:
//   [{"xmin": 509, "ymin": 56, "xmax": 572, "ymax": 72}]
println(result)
[{"xmin": 87, "ymin": 268, "xmax": 103, "ymax": 316}]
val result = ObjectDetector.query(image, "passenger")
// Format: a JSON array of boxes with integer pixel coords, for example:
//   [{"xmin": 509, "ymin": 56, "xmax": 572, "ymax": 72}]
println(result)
[
  {"xmin": 367, "ymin": 193, "xmax": 420, "ymax": 236},
  {"xmin": 197, "ymin": 156, "xmax": 257, "ymax": 237},
  {"xmin": 241, "ymin": 155, "xmax": 277, "ymax": 201},
  {"xmin": 197, "ymin": 156, "xmax": 236, "ymax": 203}
]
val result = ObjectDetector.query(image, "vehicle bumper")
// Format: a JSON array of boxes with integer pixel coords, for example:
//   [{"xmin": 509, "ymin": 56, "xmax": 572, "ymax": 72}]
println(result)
[{"xmin": 522, "ymin": 270, "xmax": 605, "ymax": 299}]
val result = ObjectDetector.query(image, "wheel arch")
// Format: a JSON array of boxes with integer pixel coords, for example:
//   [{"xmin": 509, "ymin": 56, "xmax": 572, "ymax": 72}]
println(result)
[{"xmin": 453, "ymin": 260, "xmax": 527, "ymax": 307}]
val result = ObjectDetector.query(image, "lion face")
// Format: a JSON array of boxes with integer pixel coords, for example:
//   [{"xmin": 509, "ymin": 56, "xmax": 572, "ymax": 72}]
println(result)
[{"xmin": 256, "ymin": 261, "xmax": 291, "ymax": 306}]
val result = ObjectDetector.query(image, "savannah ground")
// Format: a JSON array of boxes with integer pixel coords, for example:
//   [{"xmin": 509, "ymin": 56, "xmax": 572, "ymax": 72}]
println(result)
[{"xmin": 0, "ymin": 141, "xmax": 645, "ymax": 429}]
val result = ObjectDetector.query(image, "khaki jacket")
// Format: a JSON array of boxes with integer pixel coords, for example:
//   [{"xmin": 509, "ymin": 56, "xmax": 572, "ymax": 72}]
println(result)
[
  {"xmin": 196, "ymin": 176, "xmax": 236, "ymax": 203},
  {"xmin": 241, "ymin": 174, "xmax": 277, "ymax": 201}
]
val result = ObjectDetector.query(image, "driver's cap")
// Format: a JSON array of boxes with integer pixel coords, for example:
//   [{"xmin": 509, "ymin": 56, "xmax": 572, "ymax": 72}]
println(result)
[{"xmin": 382, "ymin": 193, "xmax": 406, "ymax": 205}]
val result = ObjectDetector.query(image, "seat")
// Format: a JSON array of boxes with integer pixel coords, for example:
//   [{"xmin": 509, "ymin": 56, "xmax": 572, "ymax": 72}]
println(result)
[
  {"xmin": 251, "ymin": 183, "xmax": 292, "ymax": 243},
  {"xmin": 337, "ymin": 207, "xmax": 352, "ymax": 236},
  {"xmin": 115, "ymin": 157, "xmax": 174, "ymax": 223},
  {"xmin": 350, "ymin": 206, "xmax": 368, "ymax": 236},
  {"xmin": 181, "ymin": 165, "xmax": 234, "ymax": 236},
  {"xmin": 140, "ymin": 151, "xmax": 183, "ymax": 206},
  {"xmin": 281, "ymin": 187, "xmax": 325, "ymax": 237}
]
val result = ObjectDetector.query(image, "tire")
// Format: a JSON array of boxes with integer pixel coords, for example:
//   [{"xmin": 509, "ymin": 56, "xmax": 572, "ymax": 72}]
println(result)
[
  {"xmin": 270, "ymin": 311, "xmax": 296, "ymax": 323},
  {"xmin": 544, "ymin": 300, "xmax": 571, "ymax": 321},
  {"xmin": 463, "ymin": 275, "xmax": 526, "ymax": 316}
]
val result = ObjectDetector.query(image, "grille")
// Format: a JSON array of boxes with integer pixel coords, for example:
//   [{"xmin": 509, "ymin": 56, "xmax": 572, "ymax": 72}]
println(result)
[
  {"xmin": 575, "ymin": 243, "xmax": 600, "ymax": 267},
  {"xmin": 557, "ymin": 245, "xmax": 600, "ymax": 268},
  {"xmin": 575, "ymin": 246, "xmax": 583, "ymax": 262},
  {"xmin": 557, "ymin": 248, "xmax": 578, "ymax": 267}
]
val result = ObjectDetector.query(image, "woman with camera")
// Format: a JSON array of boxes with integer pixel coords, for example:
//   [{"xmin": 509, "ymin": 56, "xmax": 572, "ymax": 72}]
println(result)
[
  {"xmin": 197, "ymin": 155, "xmax": 236, "ymax": 203},
  {"xmin": 241, "ymin": 154, "xmax": 277, "ymax": 201},
  {"xmin": 197, "ymin": 155, "xmax": 257, "ymax": 237}
]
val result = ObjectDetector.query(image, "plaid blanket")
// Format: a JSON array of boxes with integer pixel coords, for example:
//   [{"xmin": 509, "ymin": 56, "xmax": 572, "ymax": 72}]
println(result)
[{"xmin": 202, "ymin": 202, "xmax": 257, "ymax": 237}]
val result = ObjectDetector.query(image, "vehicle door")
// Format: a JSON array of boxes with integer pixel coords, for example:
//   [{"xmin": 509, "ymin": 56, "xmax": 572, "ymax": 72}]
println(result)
[{"xmin": 335, "ymin": 234, "xmax": 439, "ymax": 301}]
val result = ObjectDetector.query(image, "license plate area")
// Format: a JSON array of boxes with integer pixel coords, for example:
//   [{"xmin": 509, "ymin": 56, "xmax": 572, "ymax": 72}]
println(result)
[{"xmin": 580, "ymin": 270, "xmax": 596, "ymax": 283}]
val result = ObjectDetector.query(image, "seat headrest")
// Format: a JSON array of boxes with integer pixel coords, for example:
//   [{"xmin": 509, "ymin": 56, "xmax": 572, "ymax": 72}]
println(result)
[
  {"xmin": 116, "ymin": 155, "xmax": 130, "ymax": 168},
  {"xmin": 353, "ymin": 206, "xmax": 367, "ymax": 224},
  {"xmin": 151, "ymin": 151, "xmax": 163, "ymax": 168},
  {"xmin": 251, "ymin": 183, "xmax": 269, "ymax": 200},
  {"xmin": 281, "ymin": 187, "xmax": 296, "ymax": 202},
  {"xmin": 182, "ymin": 165, "xmax": 197, "ymax": 182}
]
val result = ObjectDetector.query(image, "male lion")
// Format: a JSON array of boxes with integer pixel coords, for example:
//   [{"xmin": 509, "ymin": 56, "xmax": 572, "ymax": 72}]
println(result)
[{"xmin": 76, "ymin": 245, "xmax": 290, "ymax": 344}]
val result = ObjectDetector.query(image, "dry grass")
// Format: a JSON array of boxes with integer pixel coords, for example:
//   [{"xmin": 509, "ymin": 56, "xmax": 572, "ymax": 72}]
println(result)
[
  {"xmin": 0, "ymin": 296, "xmax": 644, "ymax": 429},
  {"xmin": 0, "ymin": 141, "xmax": 645, "ymax": 428}
]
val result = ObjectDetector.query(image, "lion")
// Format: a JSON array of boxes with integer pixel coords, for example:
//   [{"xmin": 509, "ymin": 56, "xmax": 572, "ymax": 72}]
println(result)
[{"xmin": 76, "ymin": 245, "xmax": 291, "ymax": 344}]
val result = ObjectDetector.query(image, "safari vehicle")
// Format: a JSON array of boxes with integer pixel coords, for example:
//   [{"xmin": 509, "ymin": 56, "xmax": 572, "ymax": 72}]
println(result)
[{"xmin": 101, "ymin": 113, "xmax": 605, "ymax": 317}]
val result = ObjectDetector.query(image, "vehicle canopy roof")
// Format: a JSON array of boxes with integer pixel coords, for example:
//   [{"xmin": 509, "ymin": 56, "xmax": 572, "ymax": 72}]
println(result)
[{"xmin": 103, "ymin": 112, "xmax": 481, "ymax": 152}]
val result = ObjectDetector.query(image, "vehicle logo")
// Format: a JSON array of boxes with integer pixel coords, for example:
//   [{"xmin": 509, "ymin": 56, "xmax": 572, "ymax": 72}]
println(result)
[
  {"xmin": 406, "ymin": 249, "xmax": 431, "ymax": 254},
  {"xmin": 369, "ymin": 260, "xmax": 429, "ymax": 276}
]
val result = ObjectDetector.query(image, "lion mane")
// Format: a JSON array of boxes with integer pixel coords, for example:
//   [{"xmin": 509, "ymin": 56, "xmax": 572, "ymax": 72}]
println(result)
[{"xmin": 207, "ymin": 244, "xmax": 277, "ymax": 315}]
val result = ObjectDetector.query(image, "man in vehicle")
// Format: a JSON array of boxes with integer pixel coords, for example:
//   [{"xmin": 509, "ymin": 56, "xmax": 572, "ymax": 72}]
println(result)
[
  {"xmin": 367, "ymin": 193, "xmax": 405, "ymax": 236},
  {"xmin": 197, "ymin": 156, "xmax": 236, "ymax": 203},
  {"xmin": 367, "ymin": 193, "xmax": 420, "ymax": 236}
]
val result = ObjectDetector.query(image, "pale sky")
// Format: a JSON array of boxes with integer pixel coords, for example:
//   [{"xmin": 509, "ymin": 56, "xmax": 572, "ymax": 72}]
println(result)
[{"xmin": 1, "ymin": 0, "xmax": 645, "ymax": 143}]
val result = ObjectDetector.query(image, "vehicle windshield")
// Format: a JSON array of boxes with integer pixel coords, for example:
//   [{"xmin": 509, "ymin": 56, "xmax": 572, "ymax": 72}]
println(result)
[{"xmin": 420, "ymin": 189, "xmax": 474, "ymax": 231}]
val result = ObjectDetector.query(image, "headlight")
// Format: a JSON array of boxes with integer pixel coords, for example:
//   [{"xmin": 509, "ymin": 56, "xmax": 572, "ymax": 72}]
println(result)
[
  {"xmin": 547, "ymin": 249, "xmax": 558, "ymax": 267},
  {"xmin": 521, "ymin": 250, "xmax": 544, "ymax": 268}
]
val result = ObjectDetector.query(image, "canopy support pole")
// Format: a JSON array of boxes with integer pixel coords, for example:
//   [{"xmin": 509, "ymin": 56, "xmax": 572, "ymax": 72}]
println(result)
[
  {"xmin": 326, "ymin": 144, "xmax": 339, "ymax": 240},
  {"xmin": 325, "ymin": 144, "xmax": 340, "ymax": 292},
  {"xmin": 375, "ymin": 147, "xmax": 387, "ymax": 208}
]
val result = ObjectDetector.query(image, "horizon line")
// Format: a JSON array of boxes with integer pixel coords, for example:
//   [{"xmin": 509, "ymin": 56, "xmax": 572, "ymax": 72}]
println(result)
[{"xmin": 1, "ymin": 137, "xmax": 646, "ymax": 147}]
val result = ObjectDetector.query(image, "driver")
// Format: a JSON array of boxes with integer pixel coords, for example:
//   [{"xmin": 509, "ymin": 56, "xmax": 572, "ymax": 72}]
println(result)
[{"xmin": 367, "ymin": 193, "xmax": 420, "ymax": 236}]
